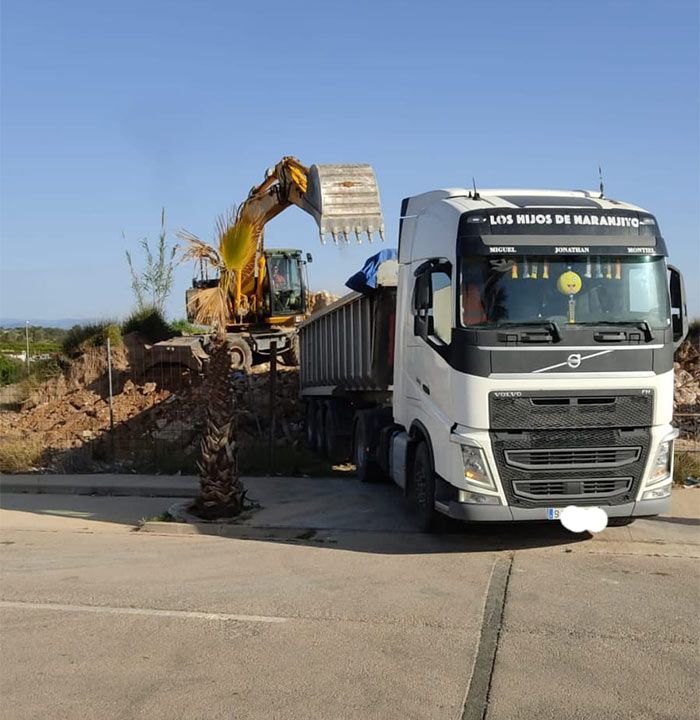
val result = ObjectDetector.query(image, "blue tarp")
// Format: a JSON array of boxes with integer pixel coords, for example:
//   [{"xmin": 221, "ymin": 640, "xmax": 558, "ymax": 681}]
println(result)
[{"xmin": 345, "ymin": 249, "xmax": 398, "ymax": 294}]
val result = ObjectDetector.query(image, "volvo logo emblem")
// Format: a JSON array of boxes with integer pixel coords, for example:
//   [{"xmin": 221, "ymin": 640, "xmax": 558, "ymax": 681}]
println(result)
[{"xmin": 567, "ymin": 353, "xmax": 582, "ymax": 369}]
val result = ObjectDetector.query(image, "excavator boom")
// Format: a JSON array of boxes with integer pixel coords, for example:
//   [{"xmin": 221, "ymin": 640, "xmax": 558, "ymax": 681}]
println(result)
[{"xmin": 184, "ymin": 156, "xmax": 384, "ymax": 339}]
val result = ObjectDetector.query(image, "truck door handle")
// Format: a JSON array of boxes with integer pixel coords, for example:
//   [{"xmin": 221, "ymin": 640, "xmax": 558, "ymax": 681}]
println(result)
[{"xmin": 594, "ymin": 331, "xmax": 627, "ymax": 342}]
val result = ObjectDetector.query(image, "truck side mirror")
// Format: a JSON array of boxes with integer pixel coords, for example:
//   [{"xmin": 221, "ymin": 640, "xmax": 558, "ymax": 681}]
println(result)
[
  {"xmin": 306, "ymin": 253, "xmax": 313, "ymax": 263},
  {"xmin": 414, "ymin": 275, "xmax": 432, "ymax": 311},
  {"xmin": 668, "ymin": 264, "xmax": 688, "ymax": 349}
]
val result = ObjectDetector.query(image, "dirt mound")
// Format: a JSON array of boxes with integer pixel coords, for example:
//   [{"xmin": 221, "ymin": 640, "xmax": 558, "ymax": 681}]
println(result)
[{"xmin": 0, "ymin": 336, "xmax": 302, "ymax": 473}]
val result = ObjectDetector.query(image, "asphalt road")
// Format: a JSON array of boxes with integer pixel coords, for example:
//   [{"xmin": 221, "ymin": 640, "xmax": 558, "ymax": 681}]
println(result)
[{"xmin": 0, "ymin": 483, "xmax": 698, "ymax": 720}]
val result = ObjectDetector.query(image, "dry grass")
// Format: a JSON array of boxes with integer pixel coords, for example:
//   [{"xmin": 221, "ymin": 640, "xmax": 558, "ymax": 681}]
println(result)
[
  {"xmin": 0, "ymin": 435, "xmax": 44, "ymax": 473},
  {"xmin": 674, "ymin": 451, "xmax": 700, "ymax": 485}
]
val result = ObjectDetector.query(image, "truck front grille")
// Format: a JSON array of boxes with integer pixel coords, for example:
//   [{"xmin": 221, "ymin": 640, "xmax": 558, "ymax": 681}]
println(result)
[
  {"xmin": 512, "ymin": 478, "xmax": 632, "ymax": 501},
  {"xmin": 504, "ymin": 447, "xmax": 640, "ymax": 470},
  {"xmin": 491, "ymin": 427, "xmax": 650, "ymax": 508}
]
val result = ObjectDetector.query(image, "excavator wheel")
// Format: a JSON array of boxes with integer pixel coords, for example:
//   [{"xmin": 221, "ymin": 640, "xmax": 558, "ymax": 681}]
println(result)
[{"xmin": 228, "ymin": 336, "xmax": 253, "ymax": 372}]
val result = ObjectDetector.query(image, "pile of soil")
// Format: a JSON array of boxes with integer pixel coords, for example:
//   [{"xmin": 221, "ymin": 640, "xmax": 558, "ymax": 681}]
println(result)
[{"xmin": 0, "ymin": 340, "xmax": 302, "ymax": 473}]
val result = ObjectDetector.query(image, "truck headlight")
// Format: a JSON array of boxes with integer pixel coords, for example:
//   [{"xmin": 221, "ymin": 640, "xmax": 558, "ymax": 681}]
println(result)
[
  {"xmin": 460, "ymin": 445, "xmax": 495, "ymax": 490},
  {"xmin": 648, "ymin": 439, "xmax": 673, "ymax": 485}
]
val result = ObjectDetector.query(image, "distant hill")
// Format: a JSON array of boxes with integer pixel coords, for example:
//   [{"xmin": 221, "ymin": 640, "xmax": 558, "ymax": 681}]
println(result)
[{"xmin": 0, "ymin": 318, "xmax": 96, "ymax": 329}]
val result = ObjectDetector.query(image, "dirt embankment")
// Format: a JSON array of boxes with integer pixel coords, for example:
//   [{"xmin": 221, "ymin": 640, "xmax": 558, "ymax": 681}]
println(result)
[{"xmin": 0, "ymin": 334, "xmax": 302, "ymax": 473}]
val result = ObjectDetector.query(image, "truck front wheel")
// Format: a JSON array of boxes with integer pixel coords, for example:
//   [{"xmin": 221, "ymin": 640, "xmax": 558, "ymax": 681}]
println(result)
[{"xmin": 411, "ymin": 441, "xmax": 440, "ymax": 533}]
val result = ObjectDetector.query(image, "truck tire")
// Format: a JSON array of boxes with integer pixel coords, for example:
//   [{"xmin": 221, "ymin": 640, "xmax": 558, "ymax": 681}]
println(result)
[
  {"xmin": 411, "ymin": 441, "xmax": 440, "ymax": 533},
  {"xmin": 228, "ymin": 336, "xmax": 253, "ymax": 372},
  {"xmin": 315, "ymin": 402, "xmax": 327, "ymax": 457},
  {"xmin": 305, "ymin": 400, "xmax": 318, "ymax": 450},
  {"xmin": 354, "ymin": 412, "xmax": 381, "ymax": 482},
  {"xmin": 281, "ymin": 335, "xmax": 300, "ymax": 366},
  {"xmin": 324, "ymin": 402, "xmax": 349, "ymax": 464}
]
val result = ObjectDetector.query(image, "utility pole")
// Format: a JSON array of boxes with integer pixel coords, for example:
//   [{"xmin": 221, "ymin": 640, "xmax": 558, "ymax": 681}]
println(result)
[{"xmin": 25, "ymin": 321, "xmax": 30, "ymax": 375}]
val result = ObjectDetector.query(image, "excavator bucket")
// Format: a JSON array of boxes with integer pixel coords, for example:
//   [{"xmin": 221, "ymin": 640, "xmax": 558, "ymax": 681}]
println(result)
[{"xmin": 301, "ymin": 164, "xmax": 384, "ymax": 244}]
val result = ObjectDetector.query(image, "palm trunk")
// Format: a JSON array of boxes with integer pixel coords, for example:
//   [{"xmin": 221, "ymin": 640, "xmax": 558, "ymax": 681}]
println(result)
[{"xmin": 190, "ymin": 333, "xmax": 245, "ymax": 519}]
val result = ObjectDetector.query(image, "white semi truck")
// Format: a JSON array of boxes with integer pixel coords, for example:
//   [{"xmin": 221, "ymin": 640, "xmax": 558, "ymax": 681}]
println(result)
[{"xmin": 299, "ymin": 188, "xmax": 689, "ymax": 530}]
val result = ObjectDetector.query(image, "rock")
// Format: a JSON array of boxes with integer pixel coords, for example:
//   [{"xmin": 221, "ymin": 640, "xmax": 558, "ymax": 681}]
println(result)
[
  {"xmin": 122, "ymin": 379, "xmax": 136, "ymax": 394},
  {"xmin": 142, "ymin": 382, "xmax": 157, "ymax": 395},
  {"xmin": 151, "ymin": 420, "xmax": 194, "ymax": 444}
]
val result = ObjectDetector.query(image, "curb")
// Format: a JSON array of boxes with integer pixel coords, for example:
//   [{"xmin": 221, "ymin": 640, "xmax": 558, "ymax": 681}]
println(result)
[
  {"xmin": 140, "ymin": 521, "xmax": 322, "ymax": 541},
  {"xmin": 0, "ymin": 482, "xmax": 196, "ymax": 498}
]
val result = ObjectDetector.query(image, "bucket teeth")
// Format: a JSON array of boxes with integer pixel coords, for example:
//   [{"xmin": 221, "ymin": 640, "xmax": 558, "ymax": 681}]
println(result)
[{"xmin": 302, "ymin": 164, "xmax": 384, "ymax": 244}]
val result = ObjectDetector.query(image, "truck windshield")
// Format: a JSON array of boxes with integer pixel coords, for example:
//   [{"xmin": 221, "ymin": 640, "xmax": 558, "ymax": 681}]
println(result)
[
  {"xmin": 459, "ymin": 256, "xmax": 670, "ymax": 329},
  {"xmin": 268, "ymin": 256, "xmax": 303, "ymax": 316}
]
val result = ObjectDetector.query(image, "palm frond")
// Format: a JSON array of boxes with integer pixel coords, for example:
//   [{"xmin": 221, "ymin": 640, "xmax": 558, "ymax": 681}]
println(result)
[
  {"xmin": 186, "ymin": 285, "xmax": 229, "ymax": 330},
  {"xmin": 177, "ymin": 230, "xmax": 222, "ymax": 269},
  {"xmin": 219, "ymin": 203, "xmax": 266, "ymax": 272}
]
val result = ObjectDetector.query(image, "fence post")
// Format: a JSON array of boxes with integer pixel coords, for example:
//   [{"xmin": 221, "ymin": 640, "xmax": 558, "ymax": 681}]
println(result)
[
  {"xmin": 25, "ymin": 321, "xmax": 30, "ymax": 375},
  {"xmin": 106, "ymin": 338, "xmax": 115, "ymax": 461},
  {"xmin": 268, "ymin": 341, "xmax": 277, "ymax": 475}
]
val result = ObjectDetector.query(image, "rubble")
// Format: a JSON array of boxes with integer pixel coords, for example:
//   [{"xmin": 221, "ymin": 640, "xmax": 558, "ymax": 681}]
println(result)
[
  {"xmin": 674, "ymin": 338, "xmax": 700, "ymax": 443},
  {"xmin": 0, "ymin": 336, "xmax": 303, "ymax": 473}
]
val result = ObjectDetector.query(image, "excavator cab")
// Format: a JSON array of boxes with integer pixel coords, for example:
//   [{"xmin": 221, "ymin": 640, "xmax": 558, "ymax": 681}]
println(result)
[{"xmin": 263, "ymin": 250, "xmax": 306, "ymax": 320}]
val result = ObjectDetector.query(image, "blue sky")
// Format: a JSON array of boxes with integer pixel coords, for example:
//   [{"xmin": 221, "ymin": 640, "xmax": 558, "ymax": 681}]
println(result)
[{"xmin": 1, "ymin": 0, "xmax": 698, "ymax": 321}]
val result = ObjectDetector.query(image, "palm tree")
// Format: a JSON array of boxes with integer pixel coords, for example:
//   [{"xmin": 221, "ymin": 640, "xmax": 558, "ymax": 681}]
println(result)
[{"xmin": 178, "ymin": 207, "xmax": 263, "ymax": 520}]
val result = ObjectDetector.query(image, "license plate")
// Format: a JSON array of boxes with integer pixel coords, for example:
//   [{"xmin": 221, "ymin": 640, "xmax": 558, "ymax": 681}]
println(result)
[{"xmin": 547, "ymin": 508, "xmax": 563, "ymax": 520}]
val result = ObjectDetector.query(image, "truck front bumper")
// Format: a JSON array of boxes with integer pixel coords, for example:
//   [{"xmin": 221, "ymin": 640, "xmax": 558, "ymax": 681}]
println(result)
[{"xmin": 440, "ymin": 496, "xmax": 670, "ymax": 523}]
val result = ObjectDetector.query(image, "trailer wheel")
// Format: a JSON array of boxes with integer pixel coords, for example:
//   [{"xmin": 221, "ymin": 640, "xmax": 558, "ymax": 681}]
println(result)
[
  {"xmin": 354, "ymin": 412, "xmax": 381, "ymax": 482},
  {"xmin": 411, "ymin": 441, "xmax": 440, "ymax": 532},
  {"xmin": 315, "ymin": 402, "xmax": 327, "ymax": 456},
  {"xmin": 228, "ymin": 336, "xmax": 253, "ymax": 372},
  {"xmin": 305, "ymin": 401, "xmax": 318, "ymax": 450},
  {"xmin": 324, "ymin": 403, "xmax": 347, "ymax": 464}
]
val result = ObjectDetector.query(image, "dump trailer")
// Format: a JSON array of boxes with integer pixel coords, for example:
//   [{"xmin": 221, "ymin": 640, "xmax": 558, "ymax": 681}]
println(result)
[{"xmin": 299, "ymin": 188, "xmax": 689, "ymax": 531}]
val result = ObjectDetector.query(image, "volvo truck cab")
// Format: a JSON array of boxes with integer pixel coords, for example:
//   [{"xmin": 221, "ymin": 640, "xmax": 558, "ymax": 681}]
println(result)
[{"xmin": 390, "ymin": 189, "xmax": 687, "ymax": 528}]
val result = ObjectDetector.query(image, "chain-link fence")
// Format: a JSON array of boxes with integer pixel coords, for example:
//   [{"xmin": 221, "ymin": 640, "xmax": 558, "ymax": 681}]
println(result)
[{"xmin": 0, "ymin": 334, "xmax": 305, "ymax": 475}]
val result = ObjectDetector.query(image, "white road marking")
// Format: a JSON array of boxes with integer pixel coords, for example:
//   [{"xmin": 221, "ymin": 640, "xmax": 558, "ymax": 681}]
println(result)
[{"xmin": 0, "ymin": 600, "xmax": 287, "ymax": 624}]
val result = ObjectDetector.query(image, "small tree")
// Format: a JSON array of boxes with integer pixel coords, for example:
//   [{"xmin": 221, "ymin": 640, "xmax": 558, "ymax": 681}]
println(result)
[{"xmin": 125, "ymin": 209, "xmax": 177, "ymax": 314}]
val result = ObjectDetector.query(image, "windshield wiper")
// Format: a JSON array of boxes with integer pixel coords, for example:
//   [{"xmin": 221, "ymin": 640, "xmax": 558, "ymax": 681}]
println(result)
[
  {"xmin": 497, "ymin": 321, "xmax": 562, "ymax": 343},
  {"xmin": 578, "ymin": 320, "xmax": 654, "ymax": 342}
]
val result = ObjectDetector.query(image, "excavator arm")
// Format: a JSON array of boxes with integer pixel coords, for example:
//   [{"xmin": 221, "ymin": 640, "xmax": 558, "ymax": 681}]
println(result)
[{"xmin": 223, "ymin": 157, "xmax": 384, "ymax": 322}]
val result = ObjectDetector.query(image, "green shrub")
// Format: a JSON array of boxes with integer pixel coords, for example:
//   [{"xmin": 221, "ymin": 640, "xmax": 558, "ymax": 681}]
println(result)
[
  {"xmin": 62, "ymin": 321, "xmax": 122, "ymax": 357},
  {"xmin": 169, "ymin": 318, "xmax": 206, "ymax": 335},
  {"xmin": 0, "ymin": 355, "xmax": 24, "ymax": 386},
  {"xmin": 122, "ymin": 307, "xmax": 178, "ymax": 343},
  {"xmin": 674, "ymin": 451, "xmax": 700, "ymax": 485},
  {"xmin": 688, "ymin": 318, "xmax": 699, "ymax": 345}
]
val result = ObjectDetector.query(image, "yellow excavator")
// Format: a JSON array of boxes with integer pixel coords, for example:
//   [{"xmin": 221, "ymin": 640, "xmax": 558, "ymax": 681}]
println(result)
[{"xmin": 184, "ymin": 157, "xmax": 384, "ymax": 369}]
